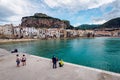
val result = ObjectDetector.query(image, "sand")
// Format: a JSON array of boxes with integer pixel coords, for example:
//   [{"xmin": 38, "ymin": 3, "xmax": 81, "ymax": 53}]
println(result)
[
  {"xmin": 0, "ymin": 48, "xmax": 120, "ymax": 80},
  {"xmin": 0, "ymin": 39, "xmax": 38, "ymax": 43}
]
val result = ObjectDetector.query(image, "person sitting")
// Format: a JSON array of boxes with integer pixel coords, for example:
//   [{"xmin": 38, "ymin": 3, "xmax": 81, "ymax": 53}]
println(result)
[
  {"xmin": 59, "ymin": 59, "xmax": 64, "ymax": 67},
  {"xmin": 11, "ymin": 49, "xmax": 18, "ymax": 53}
]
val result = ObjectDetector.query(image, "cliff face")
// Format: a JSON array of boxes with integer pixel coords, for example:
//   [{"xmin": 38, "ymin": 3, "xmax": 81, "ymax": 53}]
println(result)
[{"xmin": 21, "ymin": 13, "xmax": 70, "ymax": 29}]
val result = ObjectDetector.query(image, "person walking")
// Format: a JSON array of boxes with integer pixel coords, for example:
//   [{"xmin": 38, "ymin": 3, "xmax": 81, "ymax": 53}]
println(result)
[
  {"xmin": 21, "ymin": 54, "xmax": 26, "ymax": 66},
  {"xmin": 52, "ymin": 56, "xmax": 58, "ymax": 69},
  {"xmin": 16, "ymin": 54, "xmax": 20, "ymax": 67}
]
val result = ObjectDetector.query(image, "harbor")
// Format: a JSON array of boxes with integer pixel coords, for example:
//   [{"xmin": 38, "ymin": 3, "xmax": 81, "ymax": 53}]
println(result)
[{"xmin": 0, "ymin": 37, "xmax": 120, "ymax": 73}]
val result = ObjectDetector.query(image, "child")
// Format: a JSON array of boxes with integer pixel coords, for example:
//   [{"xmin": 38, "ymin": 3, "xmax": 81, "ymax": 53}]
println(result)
[
  {"xmin": 59, "ymin": 59, "xmax": 64, "ymax": 67},
  {"xmin": 16, "ymin": 54, "xmax": 20, "ymax": 67},
  {"xmin": 21, "ymin": 54, "xmax": 26, "ymax": 66}
]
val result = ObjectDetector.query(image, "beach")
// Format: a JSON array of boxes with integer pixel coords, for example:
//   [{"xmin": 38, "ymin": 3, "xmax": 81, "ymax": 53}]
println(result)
[
  {"xmin": 0, "ymin": 39, "xmax": 39, "ymax": 43},
  {"xmin": 0, "ymin": 48, "xmax": 120, "ymax": 80}
]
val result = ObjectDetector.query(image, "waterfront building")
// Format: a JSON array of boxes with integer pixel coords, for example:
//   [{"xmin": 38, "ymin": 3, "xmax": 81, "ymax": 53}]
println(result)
[
  {"xmin": 0, "ymin": 24, "xmax": 14, "ymax": 39},
  {"xmin": 3, "ymin": 24, "xmax": 120, "ymax": 39}
]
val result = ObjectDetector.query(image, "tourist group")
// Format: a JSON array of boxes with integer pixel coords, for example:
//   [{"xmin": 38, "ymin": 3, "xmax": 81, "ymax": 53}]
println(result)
[
  {"xmin": 52, "ymin": 56, "xmax": 64, "ymax": 69},
  {"xmin": 16, "ymin": 53, "xmax": 64, "ymax": 69},
  {"xmin": 16, "ymin": 54, "xmax": 26, "ymax": 67}
]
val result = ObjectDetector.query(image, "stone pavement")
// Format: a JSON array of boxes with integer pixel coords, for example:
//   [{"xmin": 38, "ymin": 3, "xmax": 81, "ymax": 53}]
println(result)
[{"xmin": 0, "ymin": 48, "xmax": 120, "ymax": 80}]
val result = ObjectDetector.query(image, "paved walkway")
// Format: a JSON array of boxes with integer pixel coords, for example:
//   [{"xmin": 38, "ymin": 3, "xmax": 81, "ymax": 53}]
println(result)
[{"xmin": 0, "ymin": 48, "xmax": 120, "ymax": 80}]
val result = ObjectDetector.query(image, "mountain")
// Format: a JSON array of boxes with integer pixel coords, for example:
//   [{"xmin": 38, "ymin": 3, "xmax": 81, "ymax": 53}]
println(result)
[
  {"xmin": 75, "ymin": 24, "xmax": 100, "ymax": 30},
  {"xmin": 101, "ymin": 17, "xmax": 120, "ymax": 28},
  {"xmin": 75, "ymin": 17, "xmax": 120, "ymax": 30},
  {"xmin": 21, "ymin": 13, "xmax": 71, "ymax": 29}
]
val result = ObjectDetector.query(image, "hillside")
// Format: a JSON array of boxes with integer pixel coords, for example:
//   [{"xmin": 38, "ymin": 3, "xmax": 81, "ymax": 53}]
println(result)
[
  {"xmin": 101, "ymin": 17, "xmax": 120, "ymax": 28},
  {"xmin": 75, "ymin": 17, "xmax": 120, "ymax": 30},
  {"xmin": 21, "ymin": 13, "xmax": 71, "ymax": 29},
  {"xmin": 75, "ymin": 24, "xmax": 100, "ymax": 30}
]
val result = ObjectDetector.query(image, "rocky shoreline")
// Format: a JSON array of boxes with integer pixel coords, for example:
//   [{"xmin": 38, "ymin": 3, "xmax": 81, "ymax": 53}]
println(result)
[{"xmin": 0, "ymin": 48, "xmax": 120, "ymax": 80}]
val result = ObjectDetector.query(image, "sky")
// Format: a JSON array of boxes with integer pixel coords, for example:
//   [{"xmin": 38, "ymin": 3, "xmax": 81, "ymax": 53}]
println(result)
[{"xmin": 0, "ymin": 0, "xmax": 120, "ymax": 26}]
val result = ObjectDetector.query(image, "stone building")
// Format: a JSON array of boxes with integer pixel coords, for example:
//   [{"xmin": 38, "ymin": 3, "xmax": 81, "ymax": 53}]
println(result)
[
  {"xmin": 0, "ymin": 24, "xmax": 95, "ymax": 39},
  {"xmin": 0, "ymin": 24, "xmax": 14, "ymax": 39}
]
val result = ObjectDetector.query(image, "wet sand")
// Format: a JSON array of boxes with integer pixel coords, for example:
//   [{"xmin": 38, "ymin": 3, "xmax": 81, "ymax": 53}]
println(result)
[{"xmin": 0, "ymin": 48, "xmax": 120, "ymax": 80}]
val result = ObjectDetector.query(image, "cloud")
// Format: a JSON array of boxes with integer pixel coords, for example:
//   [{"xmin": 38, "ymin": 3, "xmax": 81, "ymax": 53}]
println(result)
[
  {"xmin": 105, "ymin": 0, "xmax": 120, "ymax": 19},
  {"xmin": 92, "ymin": 0, "xmax": 120, "ymax": 24},
  {"xmin": 42, "ymin": 0, "xmax": 116, "ymax": 25},
  {"xmin": 43, "ymin": 0, "xmax": 115, "ymax": 12},
  {"xmin": 0, "ymin": 0, "xmax": 119, "ymax": 26},
  {"xmin": 92, "ymin": 19, "xmax": 106, "ymax": 24},
  {"xmin": 0, "ymin": 0, "xmax": 36, "ymax": 25},
  {"xmin": 73, "ymin": 23, "xmax": 81, "ymax": 27}
]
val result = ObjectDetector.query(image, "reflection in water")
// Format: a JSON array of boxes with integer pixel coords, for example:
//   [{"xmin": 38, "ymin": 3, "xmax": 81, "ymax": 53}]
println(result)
[{"xmin": 0, "ymin": 37, "xmax": 120, "ymax": 73}]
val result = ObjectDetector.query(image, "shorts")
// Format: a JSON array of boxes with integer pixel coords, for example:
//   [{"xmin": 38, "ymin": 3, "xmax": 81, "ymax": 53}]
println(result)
[
  {"xmin": 17, "ymin": 61, "xmax": 20, "ymax": 65},
  {"xmin": 21, "ymin": 60, "xmax": 26, "ymax": 62}
]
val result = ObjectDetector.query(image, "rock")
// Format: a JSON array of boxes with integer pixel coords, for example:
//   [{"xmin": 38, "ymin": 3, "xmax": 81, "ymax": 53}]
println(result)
[{"xmin": 21, "ymin": 13, "xmax": 70, "ymax": 29}]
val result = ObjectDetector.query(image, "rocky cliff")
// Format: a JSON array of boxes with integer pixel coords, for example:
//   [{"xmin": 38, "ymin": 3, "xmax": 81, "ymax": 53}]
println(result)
[{"xmin": 21, "ymin": 13, "xmax": 70, "ymax": 29}]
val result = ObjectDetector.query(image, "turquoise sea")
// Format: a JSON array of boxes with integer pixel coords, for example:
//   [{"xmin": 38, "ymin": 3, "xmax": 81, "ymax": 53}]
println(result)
[{"xmin": 0, "ymin": 37, "xmax": 120, "ymax": 73}]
